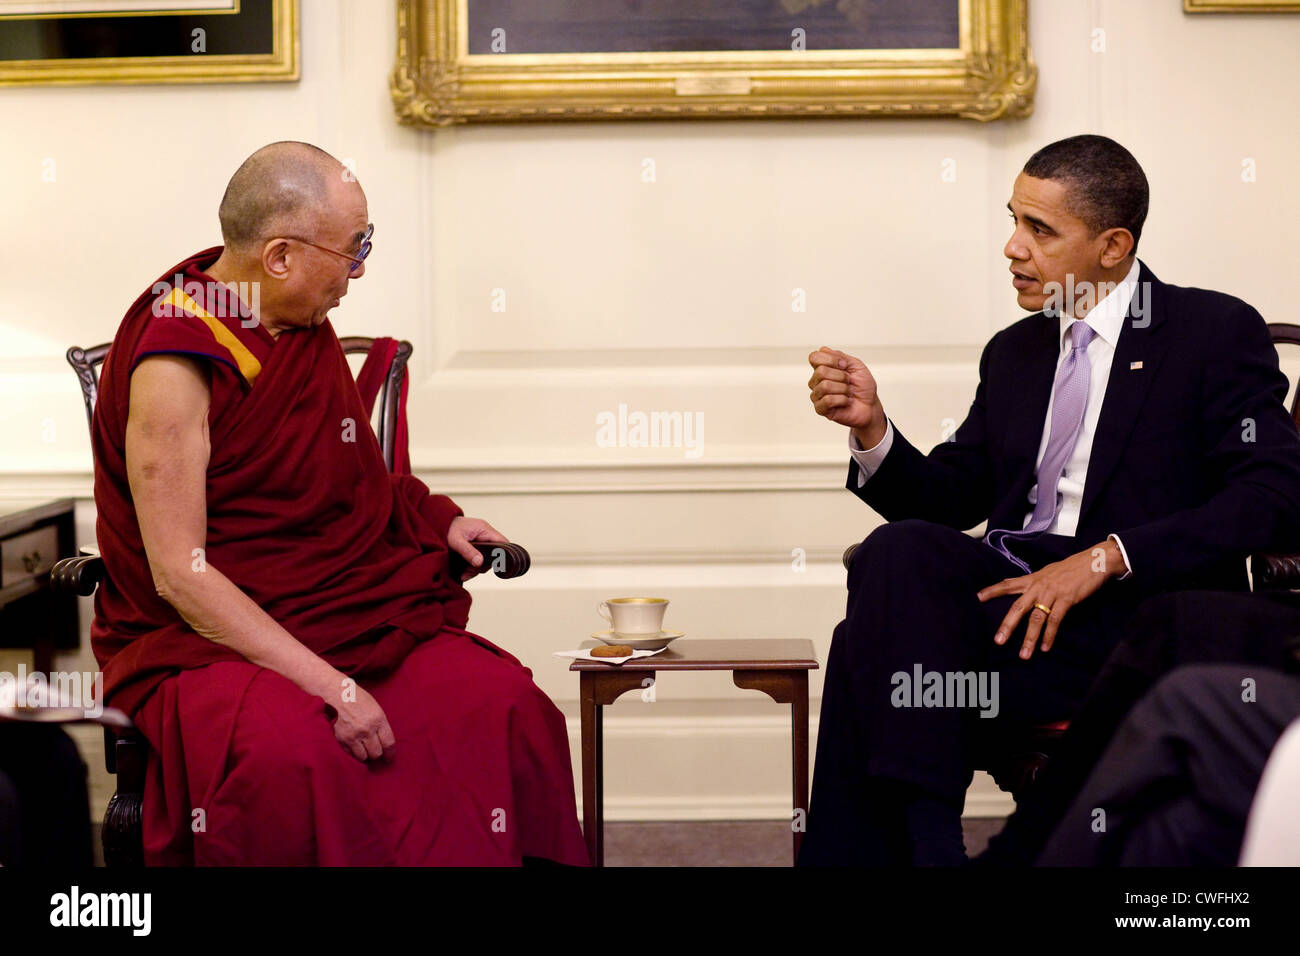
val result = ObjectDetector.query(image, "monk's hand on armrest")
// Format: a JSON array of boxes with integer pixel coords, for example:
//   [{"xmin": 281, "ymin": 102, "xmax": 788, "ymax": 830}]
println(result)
[
  {"xmin": 447, "ymin": 516, "xmax": 510, "ymax": 581},
  {"xmin": 976, "ymin": 540, "xmax": 1125, "ymax": 661},
  {"xmin": 322, "ymin": 678, "xmax": 396, "ymax": 763},
  {"xmin": 808, "ymin": 346, "xmax": 887, "ymax": 448}
]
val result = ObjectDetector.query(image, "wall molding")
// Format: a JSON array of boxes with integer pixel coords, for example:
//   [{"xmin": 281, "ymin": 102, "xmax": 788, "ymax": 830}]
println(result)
[
  {"xmin": 563, "ymin": 714, "xmax": 1015, "ymax": 821},
  {"xmin": 598, "ymin": 791, "xmax": 1015, "ymax": 821},
  {"xmin": 434, "ymin": 345, "xmax": 985, "ymax": 372},
  {"xmin": 0, "ymin": 456, "xmax": 867, "ymax": 499}
]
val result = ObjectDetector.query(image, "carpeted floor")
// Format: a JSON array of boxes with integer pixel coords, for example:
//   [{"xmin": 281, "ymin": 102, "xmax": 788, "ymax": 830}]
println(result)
[{"xmin": 601, "ymin": 817, "xmax": 1008, "ymax": 866}]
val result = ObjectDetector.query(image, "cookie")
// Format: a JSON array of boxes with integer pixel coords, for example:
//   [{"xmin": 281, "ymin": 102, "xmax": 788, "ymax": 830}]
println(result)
[{"xmin": 591, "ymin": 644, "xmax": 634, "ymax": 658}]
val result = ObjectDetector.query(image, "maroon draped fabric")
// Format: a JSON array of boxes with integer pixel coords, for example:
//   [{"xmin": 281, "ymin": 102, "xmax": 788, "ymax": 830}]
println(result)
[
  {"xmin": 89, "ymin": 249, "xmax": 588, "ymax": 865},
  {"xmin": 133, "ymin": 628, "xmax": 588, "ymax": 865},
  {"xmin": 91, "ymin": 249, "xmax": 470, "ymax": 715},
  {"xmin": 355, "ymin": 337, "xmax": 412, "ymax": 475}
]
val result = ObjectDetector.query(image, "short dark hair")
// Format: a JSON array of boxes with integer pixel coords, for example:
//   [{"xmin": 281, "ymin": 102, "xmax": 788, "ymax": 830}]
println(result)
[{"xmin": 1023, "ymin": 134, "xmax": 1149, "ymax": 251}]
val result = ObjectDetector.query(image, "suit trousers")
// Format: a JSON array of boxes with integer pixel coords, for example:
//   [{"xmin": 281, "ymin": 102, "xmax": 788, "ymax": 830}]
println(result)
[
  {"xmin": 0, "ymin": 724, "xmax": 93, "ymax": 868},
  {"xmin": 978, "ymin": 588, "xmax": 1299, "ymax": 865},
  {"xmin": 798, "ymin": 519, "xmax": 1142, "ymax": 866},
  {"xmin": 1037, "ymin": 664, "xmax": 1300, "ymax": 865}
]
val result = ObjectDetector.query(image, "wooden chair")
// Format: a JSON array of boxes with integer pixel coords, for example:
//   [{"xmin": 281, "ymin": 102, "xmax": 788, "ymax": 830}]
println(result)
[
  {"xmin": 1249, "ymin": 323, "xmax": 1300, "ymax": 590},
  {"xmin": 51, "ymin": 336, "xmax": 530, "ymax": 867}
]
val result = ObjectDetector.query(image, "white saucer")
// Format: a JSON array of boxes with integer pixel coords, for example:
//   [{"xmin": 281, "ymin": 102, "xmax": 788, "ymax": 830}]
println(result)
[{"xmin": 591, "ymin": 628, "xmax": 684, "ymax": 651}]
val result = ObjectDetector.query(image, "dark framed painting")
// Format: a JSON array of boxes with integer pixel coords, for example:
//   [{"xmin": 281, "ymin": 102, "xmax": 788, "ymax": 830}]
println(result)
[
  {"xmin": 391, "ymin": 0, "xmax": 1036, "ymax": 125},
  {"xmin": 0, "ymin": 0, "xmax": 297, "ymax": 86}
]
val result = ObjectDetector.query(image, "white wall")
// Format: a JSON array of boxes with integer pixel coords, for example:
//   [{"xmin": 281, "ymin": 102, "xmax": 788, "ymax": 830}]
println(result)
[{"xmin": 2, "ymin": 0, "xmax": 1299, "ymax": 825}]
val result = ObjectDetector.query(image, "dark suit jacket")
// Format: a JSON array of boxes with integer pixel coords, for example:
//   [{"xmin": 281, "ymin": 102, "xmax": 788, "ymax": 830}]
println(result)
[{"xmin": 849, "ymin": 261, "xmax": 1300, "ymax": 593}]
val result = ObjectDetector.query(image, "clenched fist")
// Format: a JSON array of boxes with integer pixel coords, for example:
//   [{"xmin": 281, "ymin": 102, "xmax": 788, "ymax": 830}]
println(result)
[{"xmin": 808, "ymin": 346, "xmax": 887, "ymax": 448}]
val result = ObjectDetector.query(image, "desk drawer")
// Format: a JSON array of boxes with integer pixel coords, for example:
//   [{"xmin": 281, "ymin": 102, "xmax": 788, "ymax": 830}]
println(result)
[{"xmin": 1, "ymin": 525, "xmax": 59, "ymax": 587}]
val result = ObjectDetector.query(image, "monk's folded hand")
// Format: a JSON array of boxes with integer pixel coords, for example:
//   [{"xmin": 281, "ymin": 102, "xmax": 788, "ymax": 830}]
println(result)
[
  {"xmin": 328, "ymin": 682, "xmax": 396, "ymax": 763},
  {"xmin": 447, "ymin": 516, "xmax": 510, "ymax": 581},
  {"xmin": 976, "ymin": 540, "xmax": 1125, "ymax": 661}
]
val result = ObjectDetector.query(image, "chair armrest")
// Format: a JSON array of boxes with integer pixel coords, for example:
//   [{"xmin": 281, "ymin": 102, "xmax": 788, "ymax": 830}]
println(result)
[
  {"xmin": 53, "ymin": 546, "xmax": 530, "ymax": 593},
  {"xmin": 454, "ymin": 542, "xmax": 531, "ymax": 580},
  {"xmin": 842, "ymin": 543, "xmax": 859, "ymax": 571},
  {"xmin": 50, "ymin": 554, "xmax": 106, "ymax": 596},
  {"xmin": 1252, "ymin": 552, "xmax": 1300, "ymax": 591}
]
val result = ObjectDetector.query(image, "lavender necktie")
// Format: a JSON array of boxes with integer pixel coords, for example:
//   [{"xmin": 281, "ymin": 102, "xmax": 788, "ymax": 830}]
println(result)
[{"xmin": 985, "ymin": 320, "xmax": 1096, "ymax": 572}]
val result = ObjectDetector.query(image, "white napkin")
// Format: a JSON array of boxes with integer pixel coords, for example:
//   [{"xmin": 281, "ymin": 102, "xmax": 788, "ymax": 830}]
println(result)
[{"xmin": 553, "ymin": 646, "xmax": 670, "ymax": 665}]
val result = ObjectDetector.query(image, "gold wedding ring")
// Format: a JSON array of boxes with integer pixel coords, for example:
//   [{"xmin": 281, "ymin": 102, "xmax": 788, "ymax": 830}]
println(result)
[{"xmin": 1032, "ymin": 602, "xmax": 1053, "ymax": 615}]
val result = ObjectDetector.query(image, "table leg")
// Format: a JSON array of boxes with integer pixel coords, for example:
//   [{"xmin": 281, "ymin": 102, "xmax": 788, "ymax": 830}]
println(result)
[
  {"xmin": 579, "ymin": 670, "xmax": 651, "ymax": 867},
  {"xmin": 580, "ymin": 674, "xmax": 602, "ymax": 867},
  {"xmin": 594, "ymin": 702, "xmax": 604, "ymax": 867},
  {"xmin": 792, "ymin": 672, "xmax": 809, "ymax": 865},
  {"xmin": 732, "ymin": 669, "xmax": 811, "ymax": 866}
]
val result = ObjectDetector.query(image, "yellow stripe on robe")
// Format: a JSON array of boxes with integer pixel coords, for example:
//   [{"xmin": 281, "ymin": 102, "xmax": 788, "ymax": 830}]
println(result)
[{"xmin": 158, "ymin": 286, "xmax": 263, "ymax": 386}]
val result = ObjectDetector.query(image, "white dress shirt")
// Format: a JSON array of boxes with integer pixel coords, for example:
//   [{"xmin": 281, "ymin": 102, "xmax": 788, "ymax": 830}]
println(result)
[{"xmin": 848, "ymin": 258, "xmax": 1142, "ymax": 574}]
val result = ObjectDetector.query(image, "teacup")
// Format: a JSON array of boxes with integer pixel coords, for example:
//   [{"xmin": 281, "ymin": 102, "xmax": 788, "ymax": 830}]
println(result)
[{"xmin": 598, "ymin": 597, "xmax": 668, "ymax": 636}]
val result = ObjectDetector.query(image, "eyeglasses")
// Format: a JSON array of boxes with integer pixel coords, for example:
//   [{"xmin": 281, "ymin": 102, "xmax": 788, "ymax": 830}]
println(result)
[{"xmin": 286, "ymin": 223, "xmax": 373, "ymax": 275}]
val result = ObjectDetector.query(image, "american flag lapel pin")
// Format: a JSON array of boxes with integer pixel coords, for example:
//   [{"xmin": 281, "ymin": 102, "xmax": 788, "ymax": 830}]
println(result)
[{"xmin": 1130, "ymin": 361, "xmax": 1143, "ymax": 370}]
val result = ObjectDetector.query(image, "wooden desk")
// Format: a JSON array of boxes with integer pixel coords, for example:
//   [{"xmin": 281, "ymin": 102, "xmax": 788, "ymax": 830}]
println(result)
[
  {"xmin": 0, "ymin": 498, "xmax": 79, "ymax": 675},
  {"xmin": 570, "ymin": 637, "xmax": 818, "ymax": 867}
]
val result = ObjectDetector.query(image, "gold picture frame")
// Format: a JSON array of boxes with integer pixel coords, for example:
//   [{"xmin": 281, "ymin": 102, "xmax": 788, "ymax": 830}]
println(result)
[
  {"xmin": 390, "ymin": 0, "xmax": 1036, "ymax": 126},
  {"xmin": 1186, "ymin": 1, "xmax": 1300, "ymax": 10},
  {"xmin": 0, "ymin": 0, "xmax": 298, "ymax": 87}
]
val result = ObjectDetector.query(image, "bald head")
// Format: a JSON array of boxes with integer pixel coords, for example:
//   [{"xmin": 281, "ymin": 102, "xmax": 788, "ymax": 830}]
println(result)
[{"xmin": 218, "ymin": 141, "xmax": 346, "ymax": 252}]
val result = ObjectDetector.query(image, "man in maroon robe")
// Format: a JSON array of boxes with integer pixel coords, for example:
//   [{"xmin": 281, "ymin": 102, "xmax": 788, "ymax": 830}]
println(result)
[{"xmin": 90, "ymin": 141, "xmax": 589, "ymax": 865}]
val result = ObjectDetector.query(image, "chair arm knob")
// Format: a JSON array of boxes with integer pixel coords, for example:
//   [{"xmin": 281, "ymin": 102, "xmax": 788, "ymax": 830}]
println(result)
[
  {"xmin": 842, "ymin": 543, "xmax": 860, "ymax": 572},
  {"xmin": 50, "ymin": 554, "xmax": 106, "ymax": 596},
  {"xmin": 472, "ymin": 542, "xmax": 531, "ymax": 579},
  {"xmin": 1253, "ymin": 552, "xmax": 1300, "ymax": 591}
]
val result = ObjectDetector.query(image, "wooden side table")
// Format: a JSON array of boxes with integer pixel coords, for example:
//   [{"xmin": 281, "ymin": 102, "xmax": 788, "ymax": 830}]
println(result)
[
  {"xmin": 0, "ymin": 498, "xmax": 79, "ymax": 676},
  {"xmin": 570, "ymin": 638, "xmax": 818, "ymax": 867}
]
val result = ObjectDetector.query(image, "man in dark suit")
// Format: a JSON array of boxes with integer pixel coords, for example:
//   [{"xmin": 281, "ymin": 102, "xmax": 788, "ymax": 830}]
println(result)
[{"xmin": 798, "ymin": 134, "xmax": 1300, "ymax": 866}]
